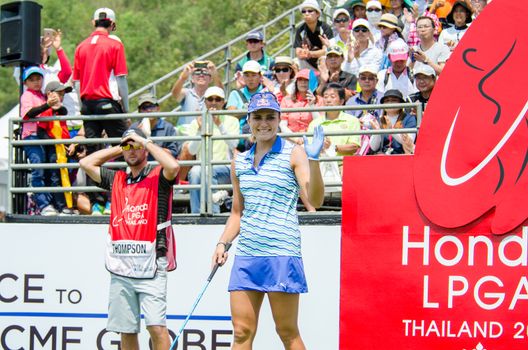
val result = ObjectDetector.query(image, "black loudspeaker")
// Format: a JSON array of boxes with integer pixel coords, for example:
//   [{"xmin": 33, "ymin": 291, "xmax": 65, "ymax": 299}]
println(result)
[{"xmin": 0, "ymin": 1, "xmax": 42, "ymax": 66}]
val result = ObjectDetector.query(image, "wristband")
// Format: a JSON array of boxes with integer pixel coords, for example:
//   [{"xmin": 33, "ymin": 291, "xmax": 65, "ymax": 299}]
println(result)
[
  {"xmin": 217, "ymin": 241, "xmax": 228, "ymax": 248},
  {"xmin": 143, "ymin": 138, "xmax": 153, "ymax": 148}
]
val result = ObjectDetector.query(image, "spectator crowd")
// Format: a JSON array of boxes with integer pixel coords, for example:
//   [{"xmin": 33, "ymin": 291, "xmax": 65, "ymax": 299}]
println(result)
[{"xmin": 16, "ymin": 0, "xmax": 488, "ymax": 215}]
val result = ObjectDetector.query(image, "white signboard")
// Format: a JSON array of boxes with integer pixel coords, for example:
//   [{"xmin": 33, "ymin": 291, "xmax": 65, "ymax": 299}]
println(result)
[{"xmin": 0, "ymin": 224, "xmax": 340, "ymax": 349}]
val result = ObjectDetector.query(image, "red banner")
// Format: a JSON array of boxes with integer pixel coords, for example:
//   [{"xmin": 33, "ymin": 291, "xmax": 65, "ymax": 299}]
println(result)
[
  {"xmin": 413, "ymin": 0, "xmax": 528, "ymax": 234},
  {"xmin": 340, "ymin": 156, "xmax": 528, "ymax": 350}
]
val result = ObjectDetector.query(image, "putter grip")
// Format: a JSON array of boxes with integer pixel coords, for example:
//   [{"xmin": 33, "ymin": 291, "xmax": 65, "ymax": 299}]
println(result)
[{"xmin": 208, "ymin": 242, "xmax": 232, "ymax": 281}]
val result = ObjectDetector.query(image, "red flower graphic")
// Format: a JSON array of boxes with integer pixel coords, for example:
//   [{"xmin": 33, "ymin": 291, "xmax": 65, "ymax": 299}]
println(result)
[{"xmin": 414, "ymin": 0, "xmax": 528, "ymax": 234}]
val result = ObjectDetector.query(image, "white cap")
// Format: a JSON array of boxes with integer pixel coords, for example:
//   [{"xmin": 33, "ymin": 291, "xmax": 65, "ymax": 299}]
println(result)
[
  {"xmin": 204, "ymin": 86, "xmax": 226, "ymax": 99},
  {"xmin": 358, "ymin": 64, "xmax": 379, "ymax": 75},
  {"xmin": 414, "ymin": 64, "xmax": 436, "ymax": 78},
  {"xmin": 366, "ymin": 0, "xmax": 382, "ymax": 9},
  {"xmin": 242, "ymin": 60, "xmax": 262, "ymax": 74},
  {"xmin": 352, "ymin": 18, "xmax": 371, "ymax": 31},
  {"xmin": 300, "ymin": 0, "xmax": 321, "ymax": 14},
  {"xmin": 333, "ymin": 8, "xmax": 350, "ymax": 20},
  {"xmin": 93, "ymin": 8, "xmax": 116, "ymax": 21}
]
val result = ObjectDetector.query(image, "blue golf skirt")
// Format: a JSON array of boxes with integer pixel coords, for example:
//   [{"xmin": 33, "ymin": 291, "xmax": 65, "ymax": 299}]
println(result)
[{"xmin": 228, "ymin": 255, "xmax": 308, "ymax": 293}]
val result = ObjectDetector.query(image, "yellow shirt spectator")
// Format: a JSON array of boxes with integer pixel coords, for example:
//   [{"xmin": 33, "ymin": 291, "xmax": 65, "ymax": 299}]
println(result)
[
  {"xmin": 308, "ymin": 111, "xmax": 361, "ymax": 156},
  {"xmin": 186, "ymin": 115, "xmax": 240, "ymax": 160}
]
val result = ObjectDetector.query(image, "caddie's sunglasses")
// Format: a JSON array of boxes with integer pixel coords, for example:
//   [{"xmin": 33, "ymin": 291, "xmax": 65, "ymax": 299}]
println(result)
[
  {"xmin": 354, "ymin": 27, "xmax": 369, "ymax": 33},
  {"xmin": 121, "ymin": 144, "xmax": 144, "ymax": 151},
  {"xmin": 206, "ymin": 97, "xmax": 223, "ymax": 102}
]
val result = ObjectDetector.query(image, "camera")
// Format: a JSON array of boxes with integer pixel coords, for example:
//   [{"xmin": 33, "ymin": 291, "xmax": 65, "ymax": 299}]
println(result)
[
  {"xmin": 194, "ymin": 61, "xmax": 208, "ymax": 69},
  {"xmin": 43, "ymin": 28, "xmax": 57, "ymax": 39}
]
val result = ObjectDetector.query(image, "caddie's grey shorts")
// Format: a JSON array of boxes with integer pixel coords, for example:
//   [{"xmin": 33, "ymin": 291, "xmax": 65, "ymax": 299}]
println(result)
[{"xmin": 107, "ymin": 257, "xmax": 168, "ymax": 333}]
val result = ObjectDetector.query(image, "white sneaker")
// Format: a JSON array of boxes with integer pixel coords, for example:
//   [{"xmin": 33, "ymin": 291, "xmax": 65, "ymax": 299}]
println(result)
[
  {"xmin": 59, "ymin": 208, "xmax": 75, "ymax": 216},
  {"xmin": 41, "ymin": 205, "xmax": 58, "ymax": 216},
  {"xmin": 212, "ymin": 190, "xmax": 229, "ymax": 205}
]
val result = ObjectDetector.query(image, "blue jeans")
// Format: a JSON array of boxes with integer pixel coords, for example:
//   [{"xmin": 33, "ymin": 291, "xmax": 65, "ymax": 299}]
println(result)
[
  {"xmin": 24, "ymin": 135, "xmax": 66, "ymax": 211},
  {"xmin": 188, "ymin": 165, "xmax": 231, "ymax": 214}
]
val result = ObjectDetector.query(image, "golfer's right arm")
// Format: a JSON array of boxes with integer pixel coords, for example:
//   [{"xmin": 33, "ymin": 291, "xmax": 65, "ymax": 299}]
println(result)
[
  {"xmin": 79, "ymin": 146, "xmax": 123, "ymax": 184},
  {"xmin": 213, "ymin": 159, "xmax": 243, "ymax": 266}
]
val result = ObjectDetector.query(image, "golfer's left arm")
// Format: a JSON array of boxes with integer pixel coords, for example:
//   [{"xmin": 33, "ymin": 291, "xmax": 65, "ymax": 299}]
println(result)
[
  {"xmin": 292, "ymin": 146, "xmax": 325, "ymax": 209},
  {"xmin": 79, "ymin": 146, "xmax": 122, "ymax": 184}
]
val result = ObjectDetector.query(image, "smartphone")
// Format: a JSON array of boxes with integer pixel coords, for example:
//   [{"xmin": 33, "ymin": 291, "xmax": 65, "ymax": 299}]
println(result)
[
  {"xmin": 410, "ymin": 46, "xmax": 419, "ymax": 63},
  {"xmin": 308, "ymin": 69, "xmax": 318, "ymax": 93},
  {"xmin": 194, "ymin": 61, "xmax": 208, "ymax": 69},
  {"xmin": 43, "ymin": 28, "xmax": 56, "ymax": 39}
]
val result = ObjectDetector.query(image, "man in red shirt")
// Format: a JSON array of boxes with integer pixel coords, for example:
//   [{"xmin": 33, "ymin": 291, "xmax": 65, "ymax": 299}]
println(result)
[{"xmin": 73, "ymin": 7, "xmax": 129, "ymax": 155}]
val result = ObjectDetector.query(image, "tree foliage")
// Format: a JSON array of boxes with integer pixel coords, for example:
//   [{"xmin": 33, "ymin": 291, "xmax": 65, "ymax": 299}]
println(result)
[{"xmin": 0, "ymin": 0, "xmax": 298, "ymax": 115}]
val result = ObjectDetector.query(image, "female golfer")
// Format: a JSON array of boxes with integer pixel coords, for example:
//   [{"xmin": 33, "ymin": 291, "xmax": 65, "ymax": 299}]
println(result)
[{"xmin": 212, "ymin": 91, "xmax": 325, "ymax": 349}]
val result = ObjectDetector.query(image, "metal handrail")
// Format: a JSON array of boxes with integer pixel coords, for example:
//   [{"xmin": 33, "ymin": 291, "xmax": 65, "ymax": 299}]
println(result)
[{"xmin": 8, "ymin": 101, "xmax": 423, "ymax": 215}]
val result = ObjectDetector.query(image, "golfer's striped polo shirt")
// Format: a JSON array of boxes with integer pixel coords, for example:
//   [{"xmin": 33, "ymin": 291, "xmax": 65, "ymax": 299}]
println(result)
[{"xmin": 235, "ymin": 136, "xmax": 301, "ymax": 257}]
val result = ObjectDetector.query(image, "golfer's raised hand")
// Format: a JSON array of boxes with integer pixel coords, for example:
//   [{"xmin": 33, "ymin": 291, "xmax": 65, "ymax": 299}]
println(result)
[{"xmin": 303, "ymin": 125, "xmax": 325, "ymax": 160}]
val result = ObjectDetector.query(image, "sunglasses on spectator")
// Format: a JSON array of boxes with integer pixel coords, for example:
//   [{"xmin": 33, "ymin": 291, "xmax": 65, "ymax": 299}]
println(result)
[
  {"xmin": 353, "ymin": 27, "xmax": 369, "ymax": 33},
  {"xmin": 367, "ymin": 8, "xmax": 381, "ymax": 12},
  {"xmin": 334, "ymin": 17, "xmax": 349, "ymax": 23},
  {"xmin": 274, "ymin": 67, "xmax": 291, "ymax": 73},
  {"xmin": 247, "ymin": 39, "xmax": 262, "ymax": 44},
  {"xmin": 206, "ymin": 97, "xmax": 223, "ymax": 102},
  {"xmin": 121, "ymin": 144, "xmax": 144, "ymax": 151},
  {"xmin": 193, "ymin": 70, "xmax": 211, "ymax": 76},
  {"xmin": 359, "ymin": 75, "xmax": 376, "ymax": 81},
  {"xmin": 301, "ymin": 9, "xmax": 315, "ymax": 14},
  {"xmin": 139, "ymin": 104, "xmax": 158, "ymax": 111}
]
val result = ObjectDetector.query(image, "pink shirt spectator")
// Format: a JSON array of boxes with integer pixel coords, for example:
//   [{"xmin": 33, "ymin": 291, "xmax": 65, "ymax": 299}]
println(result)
[
  {"xmin": 20, "ymin": 89, "xmax": 47, "ymax": 139},
  {"xmin": 280, "ymin": 93, "xmax": 320, "ymax": 132},
  {"xmin": 407, "ymin": 12, "xmax": 442, "ymax": 47}
]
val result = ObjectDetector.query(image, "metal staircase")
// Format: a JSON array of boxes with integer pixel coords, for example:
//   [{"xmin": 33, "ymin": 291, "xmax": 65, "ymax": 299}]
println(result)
[{"xmin": 128, "ymin": 1, "xmax": 337, "ymax": 109}]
